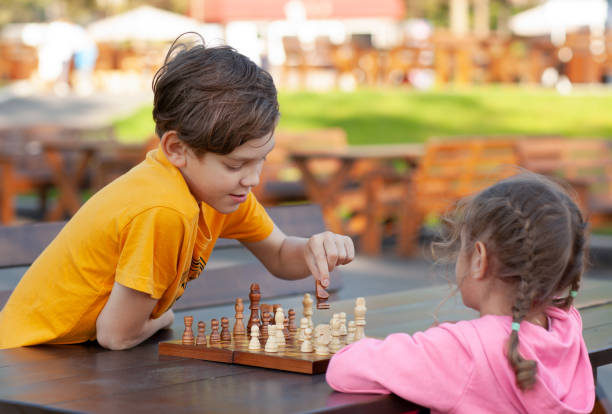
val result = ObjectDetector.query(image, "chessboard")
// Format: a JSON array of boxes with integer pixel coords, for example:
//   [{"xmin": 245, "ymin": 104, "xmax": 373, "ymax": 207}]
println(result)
[
  {"xmin": 159, "ymin": 335, "xmax": 331, "ymax": 374},
  {"xmin": 158, "ymin": 283, "xmax": 367, "ymax": 375}
]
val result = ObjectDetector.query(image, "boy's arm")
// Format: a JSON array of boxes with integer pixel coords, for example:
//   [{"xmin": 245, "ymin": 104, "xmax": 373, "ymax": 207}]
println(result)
[
  {"xmin": 96, "ymin": 282, "xmax": 174, "ymax": 350},
  {"xmin": 242, "ymin": 226, "xmax": 354, "ymax": 286}
]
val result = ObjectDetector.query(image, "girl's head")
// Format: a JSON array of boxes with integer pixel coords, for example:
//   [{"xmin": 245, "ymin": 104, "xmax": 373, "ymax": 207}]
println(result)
[{"xmin": 434, "ymin": 172, "xmax": 587, "ymax": 390}]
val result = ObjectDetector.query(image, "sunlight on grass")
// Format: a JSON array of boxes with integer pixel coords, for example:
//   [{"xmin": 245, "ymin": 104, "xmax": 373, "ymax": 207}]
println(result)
[{"xmin": 112, "ymin": 86, "xmax": 612, "ymax": 144}]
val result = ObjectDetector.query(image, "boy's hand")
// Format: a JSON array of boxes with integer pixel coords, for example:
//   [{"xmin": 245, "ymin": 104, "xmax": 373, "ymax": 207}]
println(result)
[{"xmin": 304, "ymin": 231, "xmax": 354, "ymax": 287}]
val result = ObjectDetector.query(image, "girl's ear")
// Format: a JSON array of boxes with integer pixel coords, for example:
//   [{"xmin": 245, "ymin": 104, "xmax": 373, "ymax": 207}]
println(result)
[
  {"xmin": 471, "ymin": 241, "xmax": 488, "ymax": 280},
  {"xmin": 160, "ymin": 130, "xmax": 188, "ymax": 168}
]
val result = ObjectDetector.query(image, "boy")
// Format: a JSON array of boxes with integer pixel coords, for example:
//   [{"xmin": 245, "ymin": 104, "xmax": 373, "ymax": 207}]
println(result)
[{"xmin": 0, "ymin": 36, "xmax": 354, "ymax": 350}]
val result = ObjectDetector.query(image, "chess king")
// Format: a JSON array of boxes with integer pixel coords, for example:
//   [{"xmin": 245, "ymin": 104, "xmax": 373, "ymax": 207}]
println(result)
[{"xmin": 0, "ymin": 32, "xmax": 355, "ymax": 350}]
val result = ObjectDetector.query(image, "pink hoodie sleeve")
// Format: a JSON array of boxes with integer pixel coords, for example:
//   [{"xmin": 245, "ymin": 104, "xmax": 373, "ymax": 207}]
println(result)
[{"xmin": 326, "ymin": 324, "xmax": 475, "ymax": 412}]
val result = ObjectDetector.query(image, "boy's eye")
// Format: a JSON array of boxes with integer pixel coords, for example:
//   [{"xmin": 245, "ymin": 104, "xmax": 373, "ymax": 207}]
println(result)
[{"xmin": 226, "ymin": 164, "xmax": 242, "ymax": 171}]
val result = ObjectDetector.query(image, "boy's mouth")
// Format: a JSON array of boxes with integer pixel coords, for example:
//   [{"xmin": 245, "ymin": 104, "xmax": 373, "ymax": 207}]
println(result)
[{"xmin": 229, "ymin": 193, "xmax": 248, "ymax": 202}]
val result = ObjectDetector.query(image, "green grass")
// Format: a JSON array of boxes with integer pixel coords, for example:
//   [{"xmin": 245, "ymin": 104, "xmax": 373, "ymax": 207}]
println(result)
[{"xmin": 112, "ymin": 86, "xmax": 612, "ymax": 144}]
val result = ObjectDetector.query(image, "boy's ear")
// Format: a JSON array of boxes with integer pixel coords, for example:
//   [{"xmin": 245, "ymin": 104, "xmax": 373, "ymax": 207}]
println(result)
[
  {"xmin": 471, "ymin": 241, "xmax": 488, "ymax": 280},
  {"xmin": 160, "ymin": 130, "xmax": 188, "ymax": 168}
]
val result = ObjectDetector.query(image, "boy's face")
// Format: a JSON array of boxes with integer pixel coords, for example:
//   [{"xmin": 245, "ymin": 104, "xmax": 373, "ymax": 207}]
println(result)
[{"xmin": 181, "ymin": 133, "xmax": 275, "ymax": 213}]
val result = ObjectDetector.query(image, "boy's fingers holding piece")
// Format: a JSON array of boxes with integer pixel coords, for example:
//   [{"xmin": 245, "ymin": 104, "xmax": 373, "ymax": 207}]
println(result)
[
  {"xmin": 322, "ymin": 233, "xmax": 339, "ymax": 271},
  {"xmin": 306, "ymin": 237, "xmax": 330, "ymax": 287}
]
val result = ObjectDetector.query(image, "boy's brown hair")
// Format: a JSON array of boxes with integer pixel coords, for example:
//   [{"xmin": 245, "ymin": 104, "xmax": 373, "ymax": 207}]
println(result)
[
  {"xmin": 152, "ymin": 33, "xmax": 279, "ymax": 156},
  {"xmin": 433, "ymin": 172, "xmax": 587, "ymax": 390}
]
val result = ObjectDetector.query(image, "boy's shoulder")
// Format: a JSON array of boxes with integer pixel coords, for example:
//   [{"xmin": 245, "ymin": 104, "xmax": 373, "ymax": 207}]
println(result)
[{"xmin": 85, "ymin": 149, "xmax": 201, "ymax": 225}]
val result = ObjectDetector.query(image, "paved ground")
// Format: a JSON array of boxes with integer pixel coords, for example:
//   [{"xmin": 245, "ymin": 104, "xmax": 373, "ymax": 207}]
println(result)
[{"xmin": 0, "ymin": 81, "xmax": 151, "ymax": 129}]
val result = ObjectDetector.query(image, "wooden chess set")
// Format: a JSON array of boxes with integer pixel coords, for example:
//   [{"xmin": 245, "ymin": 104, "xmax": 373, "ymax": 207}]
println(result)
[{"xmin": 158, "ymin": 282, "xmax": 367, "ymax": 374}]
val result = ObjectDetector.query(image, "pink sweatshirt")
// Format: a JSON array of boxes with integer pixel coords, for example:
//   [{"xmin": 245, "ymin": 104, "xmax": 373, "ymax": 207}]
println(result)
[{"xmin": 326, "ymin": 306, "xmax": 595, "ymax": 414}]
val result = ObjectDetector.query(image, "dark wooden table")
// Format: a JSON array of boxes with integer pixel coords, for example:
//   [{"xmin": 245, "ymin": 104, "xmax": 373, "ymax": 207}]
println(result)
[{"xmin": 1, "ymin": 277, "xmax": 610, "ymax": 414}]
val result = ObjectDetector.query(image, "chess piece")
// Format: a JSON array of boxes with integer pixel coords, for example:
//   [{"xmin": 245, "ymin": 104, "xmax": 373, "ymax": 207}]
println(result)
[
  {"xmin": 329, "ymin": 317, "xmax": 343, "ymax": 353},
  {"xmin": 196, "ymin": 321, "xmax": 207, "ymax": 345},
  {"xmin": 248, "ymin": 325, "xmax": 261, "ymax": 350},
  {"xmin": 315, "ymin": 279, "xmax": 330, "ymax": 309},
  {"xmin": 182, "ymin": 316, "xmax": 195, "ymax": 345},
  {"xmin": 233, "ymin": 298, "xmax": 246, "ymax": 336},
  {"xmin": 313, "ymin": 324, "xmax": 331, "ymax": 356},
  {"xmin": 298, "ymin": 317, "xmax": 308, "ymax": 342},
  {"xmin": 274, "ymin": 308, "xmax": 285, "ymax": 346},
  {"xmin": 209, "ymin": 318, "xmax": 221, "ymax": 343},
  {"xmin": 354, "ymin": 297, "xmax": 367, "ymax": 340},
  {"xmin": 339, "ymin": 312, "xmax": 348, "ymax": 344},
  {"xmin": 346, "ymin": 320, "xmax": 356, "ymax": 344},
  {"xmin": 303, "ymin": 293, "xmax": 313, "ymax": 330},
  {"xmin": 260, "ymin": 304, "xmax": 273, "ymax": 321},
  {"xmin": 220, "ymin": 317, "xmax": 231, "ymax": 342},
  {"xmin": 283, "ymin": 315, "xmax": 290, "ymax": 340},
  {"xmin": 261, "ymin": 311, "xmax": 271, "ymax": 343},
  {"xmin": 288, "ymin": 309, "xmax": 297, "ymax": 335},
  {"xmin": 265, "ymin": 325, "xmax": 278, "ymax": 352},
  {"xmin": 247, "ymin": 283, "xmax": 261, "ymax": 334},
  {"xmin": 300, "ymin": 327, "xmax": 313, "ymax": 353}
]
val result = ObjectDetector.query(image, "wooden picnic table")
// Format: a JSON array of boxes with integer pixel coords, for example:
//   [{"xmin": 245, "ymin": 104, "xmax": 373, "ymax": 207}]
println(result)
[
  {"xmin": 1, "ymin": 276, "xmax": 610, "ymax": 414},
  {"xmin": 289, "ymin": 144, "xmax": 424, "ymax": 255},
  {"xmin": 41, "ymin": 139, "xmax": 110, "ymax": 221}
]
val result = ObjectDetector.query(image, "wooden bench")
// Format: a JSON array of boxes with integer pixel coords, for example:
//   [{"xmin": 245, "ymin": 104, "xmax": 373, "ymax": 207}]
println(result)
[{"xmin": 0, "ymin": 203, "xmax": 343, "ymax": 311}]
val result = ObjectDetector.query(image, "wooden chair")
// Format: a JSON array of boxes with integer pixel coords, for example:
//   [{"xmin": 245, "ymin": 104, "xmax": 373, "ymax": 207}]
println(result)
[
  {"xmin": 398, "ymin": 138, "xmax": 519, "ymax": 254},
  {"xmin": 515, "ymin": 138, "xmax": 612, "ymax": 226}
]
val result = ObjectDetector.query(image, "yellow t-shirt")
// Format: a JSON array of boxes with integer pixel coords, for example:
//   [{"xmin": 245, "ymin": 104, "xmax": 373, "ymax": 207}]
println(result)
[{"xmin": 0, "ymin": 147, "xmax": 274, "ymax": 349}]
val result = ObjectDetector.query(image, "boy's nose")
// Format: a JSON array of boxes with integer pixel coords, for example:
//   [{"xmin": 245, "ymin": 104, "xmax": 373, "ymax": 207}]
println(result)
[{"xmin": 241, "ymin": 166, "xmax": 260, "ymax": 188}]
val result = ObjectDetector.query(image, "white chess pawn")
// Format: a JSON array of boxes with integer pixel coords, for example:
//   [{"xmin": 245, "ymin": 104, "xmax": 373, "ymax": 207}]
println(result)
[
  {"xmin": 248, "ymin": 325, "xmax": 261, "ymax": 350},
  {"xmin": 300, "ymin": 327, "xmax": 313, "ymax": 353},
  {"xmin": 274, "ymin": 308, "xmax": 286, "ymax": 346},
  {"xmin": 354, "ymin": 297, "xmax": 367, "ymax": 340},
  {"xmin": 339, "ymin": 312, "xmax": 348, "ymax": 342},
  {"xmin": 346, "ymin": 320, "xmax": 356, "ymax": 344},
  {"xmin": 265, "ymin": 325, "xmax": 278, "ymax": 352},
  {"xmin": 313, "ymin": 324, "xmax": 331, "ymax": 356},
  {"xmin": 298, "ymin": 317, "xmax": 308, "ymax": 342},
  {"xmin": 329, "ymin": 317, "xmax": 343, "ymax": 353}
]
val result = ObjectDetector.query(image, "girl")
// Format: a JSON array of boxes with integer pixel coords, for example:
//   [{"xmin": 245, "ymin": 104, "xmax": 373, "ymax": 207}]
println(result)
[{"xmin": 326, "ymin": 173, "xmax": 595, "ymax": 413}]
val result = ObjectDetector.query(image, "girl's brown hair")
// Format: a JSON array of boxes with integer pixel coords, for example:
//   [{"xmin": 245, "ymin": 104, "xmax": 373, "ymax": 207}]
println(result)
[
  {"xmin": 433, "ymin": 172, "xmax": 587, "ymax": 390},
  {"xmin": 152, "ymin": 33, "xmax": 279, "ymax": 156}
]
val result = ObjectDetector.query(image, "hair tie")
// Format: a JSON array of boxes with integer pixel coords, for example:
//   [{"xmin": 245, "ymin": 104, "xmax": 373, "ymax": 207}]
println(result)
[
  {"xmin": 570, "ymin": 290, "xmax": 578, "ymax": 298},
  {"xmin": 511, "ymin": 322, "xmax": 520, "ymax": 332}
]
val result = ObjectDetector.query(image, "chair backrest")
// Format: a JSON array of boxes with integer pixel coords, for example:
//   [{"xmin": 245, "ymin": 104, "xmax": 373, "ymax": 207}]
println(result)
[
  {"xmin": 414, "ymin": 137, "xmax": 519, "ymax": 218},
  {"xmin": 515, "ymin": 138, "xmax": 612, "ymax": 202}
]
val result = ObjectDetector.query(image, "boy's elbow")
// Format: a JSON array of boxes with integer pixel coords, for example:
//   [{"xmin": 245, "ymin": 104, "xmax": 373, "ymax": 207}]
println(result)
[
  {"xmin": 96, "ymin": 326, "xmax": 139, "ymax": 350},
  {"xmin": 96, "ymin": 333, "xmax": 134, "ymax": 351}
]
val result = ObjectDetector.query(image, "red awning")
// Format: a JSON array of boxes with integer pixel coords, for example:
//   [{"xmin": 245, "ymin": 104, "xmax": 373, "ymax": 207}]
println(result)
[{"xmin": 190, "ymin": 0, "xmax": 405, "ymax": 23}]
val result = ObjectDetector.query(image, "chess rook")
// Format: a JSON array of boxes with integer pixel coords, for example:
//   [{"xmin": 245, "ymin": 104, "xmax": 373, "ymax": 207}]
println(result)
[{"xmin": 182, "ymin": 316, "xmax": 195, "ymax": 345}]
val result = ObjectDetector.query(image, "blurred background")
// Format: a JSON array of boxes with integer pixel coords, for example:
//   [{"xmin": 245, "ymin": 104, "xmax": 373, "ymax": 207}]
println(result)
[{"xmin": 2, "ymin": 0, "xmax": 612, "ymax": 257}]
